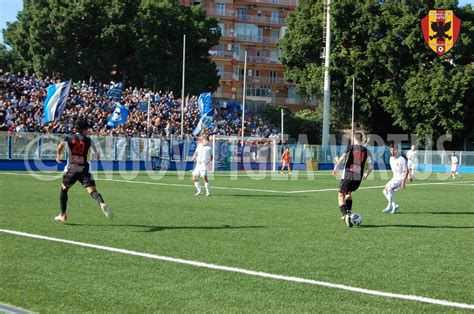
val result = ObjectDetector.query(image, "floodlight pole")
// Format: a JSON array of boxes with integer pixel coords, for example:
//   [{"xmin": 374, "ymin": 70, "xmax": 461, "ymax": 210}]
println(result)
[
  {"xmin": 351, "ymin": 76, "xmax": 355, "ymax": 145},
  {"xmin": 321, "ymin": 0, "xmax": 331, "ymax": 148},
  {"xmin": 181, "ymin": 34, "xmax": 186, "ymax": 139},
  {"xmin": 241, "ymin": 50, "xmax": 247, "ymax": 144},
  {"xmin": 146, "ymin": 92, "xmax": 151, "ymax": 160}
]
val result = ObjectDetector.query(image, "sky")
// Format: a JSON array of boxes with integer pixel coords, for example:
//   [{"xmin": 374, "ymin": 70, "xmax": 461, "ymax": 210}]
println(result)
[{"xmin": 1, "ymin": 0, "xmax": 474, "ymax": 44}]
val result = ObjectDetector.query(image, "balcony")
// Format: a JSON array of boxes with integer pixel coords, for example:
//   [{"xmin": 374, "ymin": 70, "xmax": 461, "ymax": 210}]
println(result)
[
  {"xmin": 218, "ymin": 72, "xmax": 239, "ymax": 80},
  {"xmin": 237, "ymin": 53, "xmax": 281, "ymax": 65},
  {"xmin": 234, "ymin": 0, "xmax": 298, "ymax": 8},
  {"xmin": 235, "ymin": 34, "xmax": 278, "ymax": 44},
  {"xmin": 220, "ymin": 31, "xmax": 236, "ymax": 39},
  {"xmin": 209, "ymin": 50, "xmax": 236, "ymax": 59},
  {"xmin": 217, "ymin": 71, "xmax": 286, "ymax": 84},
  {"xmin": 271, "ymin": 97, "xmax": 317, "ymax": 106},
  {"xmin": 255, "ymin": 0, "xmax": 298, "ymax": 7},
  {"xmin": 205, "ymin": 8, "xmax": 235, "ymax": 18},
  {"xmin": 236, "ymin": 14, "xmax": 286, "ymax": 25},
  {"xmin": 248, "ymin": 76, "xmax": 286, "ymax": 84}
]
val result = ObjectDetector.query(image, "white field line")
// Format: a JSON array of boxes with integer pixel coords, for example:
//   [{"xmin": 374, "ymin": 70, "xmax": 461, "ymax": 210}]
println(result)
[
  {"xmin": 0, "ymin": 172, "xmax": 472, "ymax": 195},
  {"xmin": 1, "ymin": 229, "xmax": 473, "ymax": 310},
  {"xmin": 286, "ymin": 181, "xmax": 474, "ymax": 194},
  {"xmin": 0, "ymin": 172, "xmax": 283, "ymax": 193}
]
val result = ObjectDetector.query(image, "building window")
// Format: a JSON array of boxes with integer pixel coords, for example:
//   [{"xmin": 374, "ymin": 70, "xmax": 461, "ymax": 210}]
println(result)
[
  {"xmin": 217, "ymin": 64, "xmax": 224, "ymax": 76},
  {"xmin": 271, "ymin": 11, "xmax": 279, "ymax": 24},
  {"xmin": 269, "ymin": 70, "xmax": 277, "ymax": 83},
  {"xmin": 270, "ymin": 30, "xmax": 279, "ymax": 43},
  {"xmin": 216, "ymin": 3, "xmax": 225, "ymax": 15},
  {"xmin": 236, "ymin": 23, "xmax": 258, "ymax": 42},
  {"xmin": 238, "ymin": 8, "xmax": 247, "ymax": 20},
  {"xmin": 247, "ymin": 85, "xmax": 272, "ymax": 97}
]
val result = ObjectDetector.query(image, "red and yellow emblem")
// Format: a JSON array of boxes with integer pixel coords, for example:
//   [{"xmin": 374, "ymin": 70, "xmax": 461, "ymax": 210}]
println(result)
[{"xmin": 421, "ymin": 10, "xmax": 461, "ymax": 56}]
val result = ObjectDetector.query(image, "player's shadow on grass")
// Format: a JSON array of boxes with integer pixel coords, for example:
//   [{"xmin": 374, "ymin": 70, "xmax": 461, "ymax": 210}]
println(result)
[
  {"xmin": 361, "ymin": 224, "xmax": 474, "ymax": 229},
  {"xmin": 66, "ymin": 223, "xmax": 266, "ymax": 233}
]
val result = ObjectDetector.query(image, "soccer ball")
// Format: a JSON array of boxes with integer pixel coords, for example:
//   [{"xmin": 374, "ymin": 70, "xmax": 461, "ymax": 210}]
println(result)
[{"xmin": 350, "ymin": 213, "xmax": 363, "ymax": 226}]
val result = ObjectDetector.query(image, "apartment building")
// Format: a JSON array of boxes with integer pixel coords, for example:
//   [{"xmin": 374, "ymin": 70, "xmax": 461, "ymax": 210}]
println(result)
[{"xmin": 180, "ymin": 0, "xmax": 316, "ymax": 110}]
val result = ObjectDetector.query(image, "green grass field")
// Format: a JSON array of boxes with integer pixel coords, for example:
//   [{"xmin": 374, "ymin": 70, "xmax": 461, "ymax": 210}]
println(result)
[{"xmin": 1, "ymin": 170, "xmax": 473, "ymax": 312}]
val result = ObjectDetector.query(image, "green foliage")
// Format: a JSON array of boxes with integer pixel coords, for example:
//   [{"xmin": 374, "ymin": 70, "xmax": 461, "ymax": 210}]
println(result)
[
  {"xmin": 2, "ymin": 0, "xmax": 220, "ymax": 94},
  {"xmin": 0, "ymin": 44, "xmax": 17, "ymax": 71},
  {"xmin": 279, "ymin": 0, "xmax": 474, "ymax": 142},
  {"xmin": 261, "ymin": 105, "xmax": 339, "ymax": 143}
]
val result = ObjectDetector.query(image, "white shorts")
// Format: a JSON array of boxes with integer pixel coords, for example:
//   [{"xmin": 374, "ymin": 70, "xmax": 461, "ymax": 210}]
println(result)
[
  {"xmin": 451, "ymin": 165, "xmax": 458, "ymax": 172},
  {"xmin": 408, "ymin": 162, "xmax": 416, "ymax": 171},
  {"xmin": 193, "ymin": 168, "xmax": 208, "ymax": 177},
  {"xmin": 386, "ymin": 179, "xmax": 402, "ymax": 191}
]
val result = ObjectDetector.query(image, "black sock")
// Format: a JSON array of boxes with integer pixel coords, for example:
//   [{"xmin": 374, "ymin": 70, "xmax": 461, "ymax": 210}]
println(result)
[
  {"xmin": 339, "ymin": 204, "xmax": 348, "ymax": 216},
  {"xmin": 90, "ymin": 191, "xmax": 105, "ymax": 205},
  {"xmin": 60, "ymin": 189, "xmax": 68, "ymax": 215},
  {"xmin": 346, "ymin": 199, "xmax": 352, "ymax": 213}
]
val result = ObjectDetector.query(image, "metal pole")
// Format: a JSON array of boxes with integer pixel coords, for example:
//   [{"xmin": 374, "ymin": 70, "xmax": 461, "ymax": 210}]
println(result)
[
  {"xmin": 181, "ymin": 34, "xmax": 186, "ymax": 139},
  {"xmin": 321, "ymin": 0, "xmax": 331, "ymax": 147},
  {"xmin": 241, "ymin": 50, "xmax": 247, "ymax": 144},
  {"xmin": 281, "ymin": 108, "xmax": 284, "ymax": 144},
  {"xmin": 272, "ymin": 139, "xmax": 277, "ymax": 172},
  {"xmin": 351, "ymin": 76, "xmax": 355, "ymax": 145},
  {"xmin": 146, "ymin": 93, "xmax": 151, "ymax": 160},
  {"xmin": 212, "ymin": 134, "xmax": 216, "ymax": 172}
]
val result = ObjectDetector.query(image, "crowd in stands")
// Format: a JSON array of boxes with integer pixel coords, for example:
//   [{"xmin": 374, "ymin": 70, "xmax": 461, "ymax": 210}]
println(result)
[{"xmin": 0, "ymin": 70, "xmax": 280, "ymax": 140}]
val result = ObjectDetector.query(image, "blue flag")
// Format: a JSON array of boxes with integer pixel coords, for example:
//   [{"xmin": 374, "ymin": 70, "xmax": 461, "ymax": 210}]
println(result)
[
  {"xmin": 137, "ymin": 101, "xmax": 148, "ymax": 112},
  {"xmin": 107, "ymin": 103, "xmax": 128, "ymax": 128},
  {"xmin": 230, "ymin": 100, "xmax": 240, "ymax": 112},
  {"xmin": 43, "ymin": 80, "xmax": 72, "ymax": 123},
  {"xmin": 192, "ymin": 108, "xmax": 214, "ymax": 136},
  {"xmin": 198, "ymin": 92, "xmax": 211, "ymax": 116},
  {"xmin": 106, "ymin": 82, "xmax": 124, "ymax": 100}
]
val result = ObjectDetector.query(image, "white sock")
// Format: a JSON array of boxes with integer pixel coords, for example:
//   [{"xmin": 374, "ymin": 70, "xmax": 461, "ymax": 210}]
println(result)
[
  {"xmin": 205, "ymin": 182, "xmax": 210, "ymax": 194},
  {"xmin": 194, "ymin": 181, "xmax": 201, "ymax": 193},
  {"xmin": 384, "ymin": 189, "xmax": 394, "ymax": 208}
]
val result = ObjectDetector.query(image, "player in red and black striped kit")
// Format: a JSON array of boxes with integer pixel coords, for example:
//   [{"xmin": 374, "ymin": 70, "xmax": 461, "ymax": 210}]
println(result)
[
  {"xmin": 332, "ymin": 133, "xmax": 372, "ymax": 227},
  {"xmin": 54, "ymin": 118, "xmax": 112, "ymax": 221}
]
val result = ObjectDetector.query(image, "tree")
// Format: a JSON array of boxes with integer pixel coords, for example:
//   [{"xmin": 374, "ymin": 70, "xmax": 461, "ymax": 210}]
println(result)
[
  {"xmin": 279, "ymin": 0, "xmax": 474, "ymax": 145},
  {"xmin": 0, "ymin": 44, "xmax": 17, "ymax": 72},
  {"xmin": 2, "ymin": 0, "xmax": 221, "ymax": 94},
  {"xmin": 261, "ymin": 105, "xmax": 341, "ymax": 143}
]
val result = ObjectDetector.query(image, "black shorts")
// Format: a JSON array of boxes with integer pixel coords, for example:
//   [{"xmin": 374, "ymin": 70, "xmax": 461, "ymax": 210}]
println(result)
[
  {"xmin": 338, "ymin": 179, "xmax": 362, "ymax": 195},
  {"xmin": 62, "ymin": 164, "xmax": 95, "ymax": 188}
]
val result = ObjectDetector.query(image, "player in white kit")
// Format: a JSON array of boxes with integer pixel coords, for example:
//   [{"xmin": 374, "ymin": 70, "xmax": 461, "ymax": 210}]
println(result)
[
  {"xmin": 406, "ymin": 145, "xmax": 418, "ymax": 182},
  {"xmin": 192, "ymin": 134, "xmax": 213, "ymax": 196},
  {"xmin": 450, "ymin": 152, "xmax": 461, "ymax": 180},
  {"xmin": 383, "ymin": 144, "xmax": 408, "ymax": 214}
]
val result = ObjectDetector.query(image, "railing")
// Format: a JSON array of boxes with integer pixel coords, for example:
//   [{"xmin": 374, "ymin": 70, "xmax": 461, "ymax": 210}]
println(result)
[
  {"xmin": 236, "ymin": 0, "xmax": 298, "ymax": 6},
  {"xmin": 235, "ymin": 34, "xmax": 279, "ymax": 44},
  {"xmin": 271, "ymin": 97, "xmax": 316, "ymax": 106},
  {"xmin": 236, "ymin": 14, "xmax": 286, "ymax": 25},
  {"xmin": 218, "ymin": 72, "xmax": 238, "ymax": 80},
  {"xmin": 208, "ymin": 50, "xmax": 236, "ymax": 59},
  {"xmin": 2, "ymin": 132, "xmax": 473, "ymax": 169},
  {"xmin": 239, "ymin": 54, "xmax": 281, "ymax": 64},
  {"xmin": 205, "ymin": 8, "xmax": 235, "ymax": 17},
  {"xmin": 209, "ymin": 50, "xmax": 282, "ymax": 65},
  {"xmin": 242, "ymin": 76, "xmax": 286, "ymax": 84}
]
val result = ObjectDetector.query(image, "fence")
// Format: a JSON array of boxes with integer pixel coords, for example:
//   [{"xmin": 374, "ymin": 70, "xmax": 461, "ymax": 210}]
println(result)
[{"xmin": 1, "ymin": 132, "xmax": 473, "ymax": 171}]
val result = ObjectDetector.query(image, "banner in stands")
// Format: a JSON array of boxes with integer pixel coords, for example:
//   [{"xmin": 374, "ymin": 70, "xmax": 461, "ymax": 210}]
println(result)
[{"xmin": 151, "ymin": 156, "xmax": 170, "ymax": 170}]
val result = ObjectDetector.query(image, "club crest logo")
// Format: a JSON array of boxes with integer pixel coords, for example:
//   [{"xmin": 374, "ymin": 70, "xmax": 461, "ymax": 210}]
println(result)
[{"xmin": 421, "ymin": 10, "xmax": 461, "ymax": 55}]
